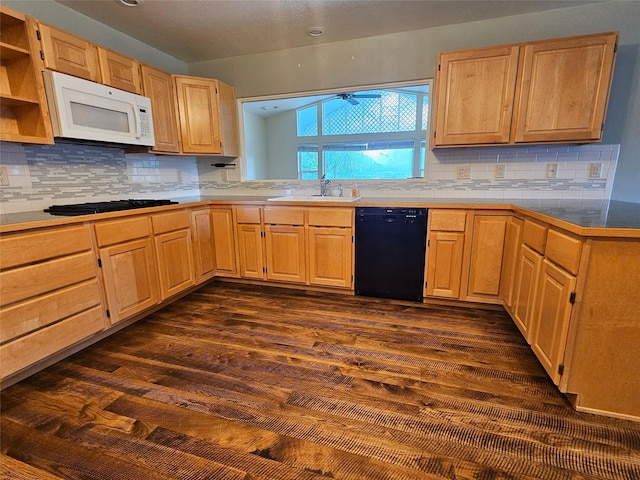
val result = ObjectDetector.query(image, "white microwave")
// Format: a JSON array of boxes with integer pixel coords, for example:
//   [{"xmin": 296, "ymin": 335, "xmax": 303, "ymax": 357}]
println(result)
[{"xmin": 42, "ymin": 70, "xmax": 155, "ymax": 147}]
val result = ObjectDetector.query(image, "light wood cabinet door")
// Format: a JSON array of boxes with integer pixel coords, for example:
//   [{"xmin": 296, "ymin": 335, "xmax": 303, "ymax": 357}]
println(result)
[
  {"xmin": 237, "ymin": 223, "xmax": 265, "ymax": 280},
  {"xmin": 308, "ymin": 227, "xmax": 353, "ymax": 288},
  {"xmin": 38, "ymin": 22, "xmax": 101, "ymax": 82},
  {"xmin": 0, "ymin": 8, "xmax": 53, "ymax": 144},
  {"xmin": 174, "ymin": 75, "xmax": 222, "ymax": 154},
  {"xmin": 99, "ymin": 237, "xmax": 159, "ymax": 324},
  {"xmin": 465, "ymin": 214, "xmax": 509, "ymax": 302},
  {"xmin": 512, "ymin": 244, "xmax": 543, "ymax": 342},
  {"xmin": 140, "ymin": 64, "xmax": 181, "ymax": 153},
  {"xmin": 530, "ymin": 259, "xmax": 577, "ymax": 385},
  {"xmin": 425, "ymin": 231, "xmax": 465, "ymax": 299},
  {"xmin": 513, "ymin": 32, "xmax": 618, "ymax": 143},
  {"xmin": 155, "ymin": 229, "xmax": 195, "ymax": 299},
  {"xmin": 433, "ymin": 45, "xmax": 520, "ymax": 146},
  {"xmin": 265, "ymin": 225, "xmax": 306, "ymax": 284},
  {"xmin": 98, "ymin": 47, "xmax": 141, "ymax": 94},
  {"xmin": 211, "ymin": 207, "xmax": 238, "ymax": 276},
  {"xmin": 499, "ymin": 216, "xmax": 524, "ymax": 312},
  {"xmin": 191, "ymin": 209, "xmax": 216, "ymax": 284}
]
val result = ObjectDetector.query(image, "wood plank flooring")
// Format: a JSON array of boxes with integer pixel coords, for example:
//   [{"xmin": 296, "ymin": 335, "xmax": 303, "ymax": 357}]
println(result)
[{"xmin": 2, "ymin": 281, "xmax": 640, "ymax": 479}]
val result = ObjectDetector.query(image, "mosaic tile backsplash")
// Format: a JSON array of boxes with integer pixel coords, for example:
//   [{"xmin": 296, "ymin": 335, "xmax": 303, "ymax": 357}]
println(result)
[{"xmin": 0, "ymin": 141, "xmax": 619, "ymax": 214}]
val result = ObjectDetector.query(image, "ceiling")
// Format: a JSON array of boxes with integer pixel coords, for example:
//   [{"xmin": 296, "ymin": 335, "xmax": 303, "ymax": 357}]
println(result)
[{"xmin": 55, "ymin": 0, "xmax": 600, "ymax": 63}]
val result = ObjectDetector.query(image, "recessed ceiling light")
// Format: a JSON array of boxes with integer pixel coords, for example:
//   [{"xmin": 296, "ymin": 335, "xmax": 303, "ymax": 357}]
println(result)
[
  {"xmin": 119, "ymin": 0, "xmax": 144, "ymax": 7},
  {"xmin": 305, "ymin": 27, "xmax": 325, "ymax": 37}
]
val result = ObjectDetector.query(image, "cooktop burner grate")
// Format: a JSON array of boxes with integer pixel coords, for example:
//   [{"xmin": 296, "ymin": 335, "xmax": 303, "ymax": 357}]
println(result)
[{"xmin": 44, "ymin": 199, "xmax": 178, "ymax": 216}]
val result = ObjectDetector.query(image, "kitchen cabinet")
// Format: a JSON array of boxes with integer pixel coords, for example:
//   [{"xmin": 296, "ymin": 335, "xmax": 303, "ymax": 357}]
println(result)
[
  {"xmin": 0, "ymin": 224, "xmax": 105, "ymax": 381},
  {"xmin": 499, "ymin": 216, "xmax": 524, "ymax": 313},
  {"xmin": 464, "ymin": 213, "xmax": 510, "ymax": 303},
  {"xmin": 236, "ymin": 206, "xmax": 265, "ymax": 280},
  {"xmin": 264, "ymin": 207, "xmax": 306, "ymax": 284},
  {"xmin": 95, "ymin": 216, "xmax": 159, "ymax": 323},
  {"xmin": 530, "ymin": 259, "xmax": 576, "ymax": 384},
  {"xmin": 512, "ymin": 244, "xmax": 543, "ymax": 341},
  {"xmin": 0, "ymin": 6, "xmax": 53, "ymax": 144},
  {"xmin": 434, "ymin": 45, "xmax": 519, "ymax": 146},
  {"xmin": 174, "ymin": 75, "xmax": 239, "ymax": 156},
  {"xmin": 191, "ymin": 208, "xmax": 216, "ymax": 284},
  {"xmin": 38, "ymin": 22, "xmax": 101, "ymax": 82},
  {"xmin": 211, "ymin": 207, "xmax": 238, "ymax": 277},
  {"xmin": 140, "ymin": 64, "xmax": 181, "ymax": 153},
  {"xmin": 307, "ymin": 208, "xmax": 353, "ymax": 289},
  {"xmin": 151, "ymin": 210, "xmax": 195, "ymax": 299},
  {"xmin": 98, "ymin": 47, "xmax": 141, "ymax": 94},
  {"xmin": 433, "ymin": 32, "xmax": 618, "ymax": 147},
  {"xmin": 425, "ymin": 210, "xmax": 467, "ymax": 299}
]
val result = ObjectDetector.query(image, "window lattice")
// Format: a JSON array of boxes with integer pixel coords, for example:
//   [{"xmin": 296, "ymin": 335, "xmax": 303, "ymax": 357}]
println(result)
[{"xmin": 322, "ymin": 91, "xmax": 417, "ymax": 135}]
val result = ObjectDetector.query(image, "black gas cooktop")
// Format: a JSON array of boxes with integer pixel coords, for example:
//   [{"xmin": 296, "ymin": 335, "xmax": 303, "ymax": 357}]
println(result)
[{"xmin": 44, "ymin": 199, "xmax": 178, "ymax": 216}]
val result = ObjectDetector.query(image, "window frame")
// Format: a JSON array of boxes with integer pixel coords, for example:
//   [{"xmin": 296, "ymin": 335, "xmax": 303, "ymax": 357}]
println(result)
[{"xmin": 238, "ymin": 78, "xmax": 433, "ymax": 182}]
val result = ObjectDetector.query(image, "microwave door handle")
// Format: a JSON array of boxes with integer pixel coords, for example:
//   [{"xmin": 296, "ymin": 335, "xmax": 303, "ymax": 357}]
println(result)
[{"xmin": 132, "ymin": 105, "xmax": 141, "ymax": 139}]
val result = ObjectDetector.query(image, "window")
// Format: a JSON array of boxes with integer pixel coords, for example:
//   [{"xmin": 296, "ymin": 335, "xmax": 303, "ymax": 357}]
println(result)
[{"xmin": 241, "ymin": 81, "xmax": 431, "ymax": 181}]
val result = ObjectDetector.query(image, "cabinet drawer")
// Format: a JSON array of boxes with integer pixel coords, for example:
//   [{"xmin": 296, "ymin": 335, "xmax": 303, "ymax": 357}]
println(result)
[
  {"xmin": 0, "ymin": 225, "xmax": 93, "ymax": 270},
  {"xmin": 0, "ymin": 306, "xmax": 104, "ymax": 379},
  {"xmin": 429, "ymin": 210, "xmax": 467, "ymax": 232},
  {"xmin": 545, "ymin": 229, "xmax": 583, "ymax": 275},
  {"xmin": 0, "ymin": 279, "xmax": 102, "ymax": 343},
  {"xmin": 264, "ymin": 207, "xmax": 305, "ymax": 225},
  {"xmin": 308, "ymin": 207, "xmax": 352, "ymax": 227},
  {"xmin": 152, "ymin": 209, "xmax": 190, "ymax": 234},
  {"xmin": 95, "ymin": 216, "xmax": 152, "ymax": 246},
  {"xmin": 0, "ymin": 251, "xmax": 97, "ymax": 307},
  {"xmin": 236, "ymin": 206, "xmax": 262, "ymax": 224},
  {"xmin": 523, "ymin": 219, "xmax": 548, "ymax": 253}
]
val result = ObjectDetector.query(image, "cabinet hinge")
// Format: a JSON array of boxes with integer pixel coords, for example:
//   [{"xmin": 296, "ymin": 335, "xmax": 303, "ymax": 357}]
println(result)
[
  {"xmin": 558, "ymin": 364, "xmax": 565, "ymax": 376},
  {"xmin": 425, "ymin": 281, "xmax": 428, "ymax": 288},
  {"xmin": 427, "ymin": 239, "xmax": 430, "ymax": 247},
  {"xmin": 106, "ymin": 309, "xmax": 111, "ymax": 318},
  {"xmin": 433, "ymin": 130, "xmax": 436, "ymax": 139},
  {"xmin": 438, "ymin": 63, "xmax": 441, "ymax": 71},
  {"xmin": 36, "ymin": 29, "xmax": 41, "ymax": 41},
  {"xmin": 569, "ymin": 292, "xmax": 576, "ymax": 304},
  {"xmin": 40, "ymin": 50, "xmax": 45, "ymax": 61},
  {"xmin": 614, "ymin": 42, "xmax": 618, "ymax": 53},
  {"xmin": 97, "ymin": 258, "xmax": 102, "ymax": 268}
]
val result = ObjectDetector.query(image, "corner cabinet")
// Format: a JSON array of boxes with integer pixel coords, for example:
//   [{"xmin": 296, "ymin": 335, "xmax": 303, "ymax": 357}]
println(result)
[
  {"xmin": 0, "ymin": 7, "xmax": 53, "ymax": 144},
  {"xmin": 174, "ymin": 75, "xmax": 239, "ymax": 156},
  {"xmin": 433, "ymin": 32, "xmax": 618, "ymax": 147}
]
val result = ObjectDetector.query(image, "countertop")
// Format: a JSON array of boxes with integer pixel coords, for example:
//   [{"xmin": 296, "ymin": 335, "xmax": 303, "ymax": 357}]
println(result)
[{"xmin": 2, "ymin": 195, "xmax": 640, "ymax": 237}]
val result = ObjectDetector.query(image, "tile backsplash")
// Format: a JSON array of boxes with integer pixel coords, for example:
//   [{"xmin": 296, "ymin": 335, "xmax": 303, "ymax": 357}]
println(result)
[{"xmin": 0, "ymin": 141, "xmax": 619, "ymax": 214}]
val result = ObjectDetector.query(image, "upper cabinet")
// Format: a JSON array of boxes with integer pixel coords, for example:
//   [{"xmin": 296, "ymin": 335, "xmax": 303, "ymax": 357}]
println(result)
[
  {"xmin": 0, "ymin": 7, "xmax": 53, "ymax": 144},
  {"xmin": 174, "ymin": 75, "xmax": 239, "ymax": 156},
  {"xmin": 38, "ymin": 22, "xmax": 101, "ymax": 83},
  {"xmin": 98, "ymin": 47, "xmax": 142, "ymax": 94},
  {"xmin": 433, "ymin": 32, "xmax": 618, "ymax": 147},
  {"xmin": 140, "ymin": 64, "xmax": 181, "ymax": 153}
]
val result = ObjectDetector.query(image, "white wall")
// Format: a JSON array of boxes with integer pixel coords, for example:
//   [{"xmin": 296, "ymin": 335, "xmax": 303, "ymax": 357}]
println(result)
[{"xmin": 190, "ymin": 1, "xmax": 640, "ymax": 202}]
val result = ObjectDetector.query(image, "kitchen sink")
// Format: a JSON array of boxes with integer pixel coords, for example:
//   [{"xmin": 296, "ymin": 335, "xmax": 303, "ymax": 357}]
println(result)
[{"xmin": 267, "ymin": 195, "xmax": 361, "ymax": 202}]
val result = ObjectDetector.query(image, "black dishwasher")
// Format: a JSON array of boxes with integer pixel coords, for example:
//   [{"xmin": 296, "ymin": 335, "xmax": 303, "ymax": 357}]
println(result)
[{"xmin": 355, "ymin": 207, "xmax": 428, "ymax": 302}]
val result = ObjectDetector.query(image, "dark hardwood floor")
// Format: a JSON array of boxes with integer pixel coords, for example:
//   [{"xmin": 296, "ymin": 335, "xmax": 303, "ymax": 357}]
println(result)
[{"xmin": 2, "ymin": 281, "xmax": 639, "ymax": 479}]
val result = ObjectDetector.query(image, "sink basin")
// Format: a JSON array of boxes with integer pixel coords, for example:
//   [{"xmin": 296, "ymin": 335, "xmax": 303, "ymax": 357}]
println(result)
[{"xmin": 267, "ymin": 195, "xmax": 361, "ymax": 202}]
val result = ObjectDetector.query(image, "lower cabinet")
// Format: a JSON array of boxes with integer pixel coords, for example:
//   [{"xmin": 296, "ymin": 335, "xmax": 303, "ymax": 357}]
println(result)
[
  {"xmin": 425, "ymin": 210, "xmax": 467, "ymax": 299},
  {"xmin": 0, "ymin": 225, "xmax": 106, "ymax": 381},
  {"xmin": 236, "ymin": 206, "xmax": 265, "ymax": 280},
  {"xmin": 211, "ymin": 207, "xmax": 238, "ymax": 277},
  {"xmin": 152, "ymin": 210, "xmax": 195, "ymax": 299},
  {"xmin": 191, "ymin": 208, "xmax": 216, "ymax": 284},
  {"xmin": 265, "ymin": 224, "xmax": 306, "ymax": 284},
  {"xmin": 512, "ymin": 244, "xmax": 543, "ymax": 341},
  {"xmin": 307, "ymin": 208, "xmax": 353, "ymax": 289},
  {"xmin": 95, "ymin": 216, "xmax": 160, "ymax": 323},
  {"xmin": 530, "ymin": 259, "xmax": 576, "ymax": 384},
  {"xmin": 499, "ymin": 216, "xmax": 524, "ymax": 313}
]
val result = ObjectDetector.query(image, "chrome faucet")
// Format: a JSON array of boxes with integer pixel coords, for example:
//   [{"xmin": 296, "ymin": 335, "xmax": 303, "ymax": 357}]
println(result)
[{"xmin": 320, "ymin": 174, "xmax": 332, "ymax": 196}]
